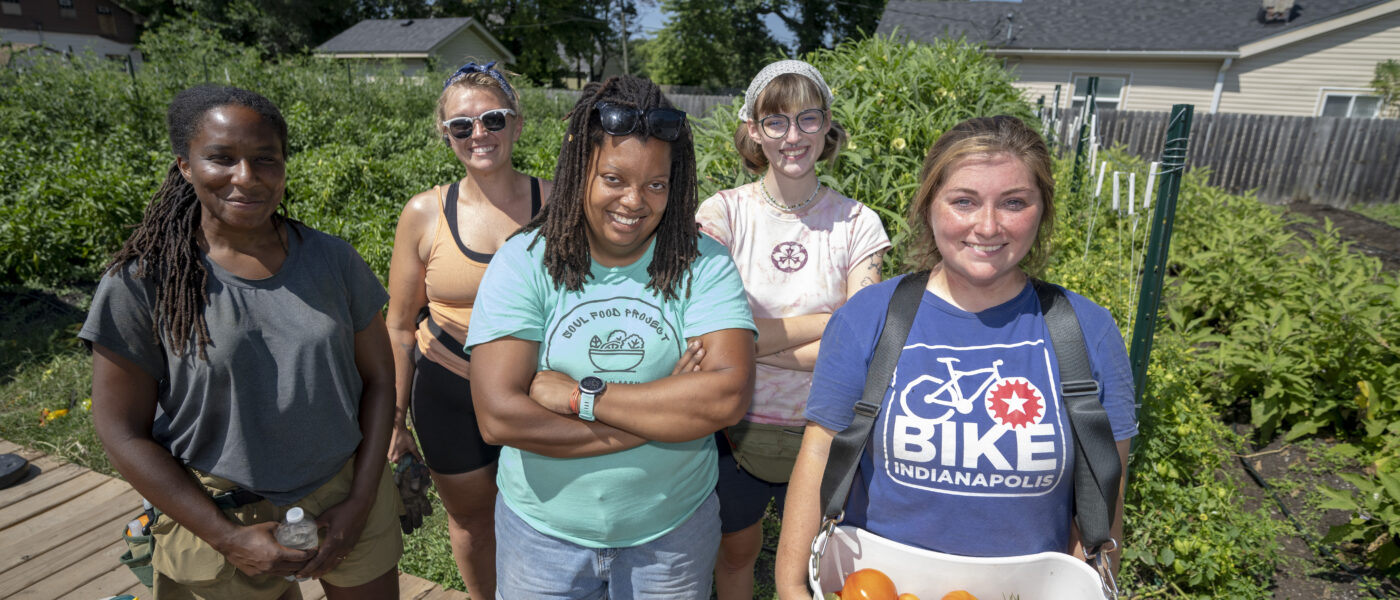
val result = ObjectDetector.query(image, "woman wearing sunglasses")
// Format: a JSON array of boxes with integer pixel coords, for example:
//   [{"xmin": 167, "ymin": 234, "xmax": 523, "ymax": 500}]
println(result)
[
  {"xmin": 466, "ymin": 74, "xmax": 757, "ymax": 599},
  {"xmin": 697, "ymin": 60, "xmax": 890, "ymax": 599},
  {"xmin": 384, "ymin": 61, "xmax": 551, "ymax": 599}
]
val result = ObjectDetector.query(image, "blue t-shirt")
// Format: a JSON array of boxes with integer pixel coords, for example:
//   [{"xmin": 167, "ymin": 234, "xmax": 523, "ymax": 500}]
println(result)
[
  {"xmin": 806, "ymin": 275, "xmax": 1137, "ymax": 557},
  {"xmin": 465, "ymin": 231, "xmax": 755, "ymax": 548}
]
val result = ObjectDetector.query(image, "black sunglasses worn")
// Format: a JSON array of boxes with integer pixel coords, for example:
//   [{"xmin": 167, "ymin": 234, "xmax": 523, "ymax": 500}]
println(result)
[
  {"xmin": 442, "ymin": 108, "xmax": 516, "ymax": 140},
  {"xmin": 595, "ymin": 102, "xmax": 687, "ymax": 142}
]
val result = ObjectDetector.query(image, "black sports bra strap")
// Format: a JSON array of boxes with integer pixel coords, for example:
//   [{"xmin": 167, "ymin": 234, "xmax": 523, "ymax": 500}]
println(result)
[
  {"xmin": 444, "ymin": 178, "xmax": 540, "ymax": 263},
  {"xmin": 443, "ymin": 182, "xmax": 494, "ymax": 263}
]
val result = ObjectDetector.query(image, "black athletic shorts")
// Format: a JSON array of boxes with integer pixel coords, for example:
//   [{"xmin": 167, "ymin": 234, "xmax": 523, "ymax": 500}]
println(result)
[
  {"xmin": 714, "ymin": 431, "xmax": 787, "ymax": 533},
  {"xmin": 410, "ymin": 352, "xmax": 501, "ymax": 474}
]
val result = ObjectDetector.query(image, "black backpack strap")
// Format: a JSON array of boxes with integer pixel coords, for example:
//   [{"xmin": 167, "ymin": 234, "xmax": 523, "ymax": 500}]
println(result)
[
  {"xmin": 819, "ymin": 271, "xmax": 929, "ymax": 520},
  {"xmin": 1032, "ymin": 279, "xmax": 1121, "ymax": 560}
]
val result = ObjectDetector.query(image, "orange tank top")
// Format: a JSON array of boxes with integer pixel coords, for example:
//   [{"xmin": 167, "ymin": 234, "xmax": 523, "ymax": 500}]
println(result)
[{"xmin": 415, "ymin": 179, "xmax": 540, "ymax": 364}]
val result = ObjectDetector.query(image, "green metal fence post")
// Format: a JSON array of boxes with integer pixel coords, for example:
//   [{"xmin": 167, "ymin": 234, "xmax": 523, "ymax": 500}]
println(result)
[{"xmin": 1129, "ymin": 103, "xmax": 1195, "ymax": 408}]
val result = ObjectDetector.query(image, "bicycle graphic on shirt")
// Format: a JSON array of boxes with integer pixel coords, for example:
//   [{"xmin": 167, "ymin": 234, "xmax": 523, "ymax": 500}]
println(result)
[{"xmin": 898, "ymin": 357, "xmax": 1005, "ymax": 424}]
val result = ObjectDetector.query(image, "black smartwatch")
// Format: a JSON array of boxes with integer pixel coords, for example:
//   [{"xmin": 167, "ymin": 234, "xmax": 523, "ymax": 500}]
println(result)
[{"xmin": 578, "ymin": 376, "xmax": 606, "ymax": 422}]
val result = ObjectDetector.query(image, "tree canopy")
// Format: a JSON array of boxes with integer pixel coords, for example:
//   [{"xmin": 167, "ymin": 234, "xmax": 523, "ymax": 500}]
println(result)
[
  {"xmin": 645, "ymin": 0, "xmax": 885, "ymax": 90},
  {"xmin": 124, "ymin": 0, "xmax": 638, "ymax": 87}
]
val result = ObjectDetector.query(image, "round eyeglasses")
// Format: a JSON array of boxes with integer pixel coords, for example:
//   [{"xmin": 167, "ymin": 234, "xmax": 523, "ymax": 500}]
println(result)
[{"xmin": 758, "ymin": 108, "xmax": 827, "ymax": 139}]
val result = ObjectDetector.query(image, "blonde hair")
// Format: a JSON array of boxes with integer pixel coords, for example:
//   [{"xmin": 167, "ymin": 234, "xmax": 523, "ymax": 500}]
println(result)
[
  {"xmin": 907, "ymin": 116, "xmax": 1056, "ymax": 274},
  {"xmin": 733, "ymin": 73, "xmax": 847, "ymax": 174}
]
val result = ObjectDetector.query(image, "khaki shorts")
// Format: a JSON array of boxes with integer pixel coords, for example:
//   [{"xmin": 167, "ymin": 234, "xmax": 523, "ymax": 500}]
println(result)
[{"xmin": 150, "ymin": 457, "xmax": 404, "ymax": 600}]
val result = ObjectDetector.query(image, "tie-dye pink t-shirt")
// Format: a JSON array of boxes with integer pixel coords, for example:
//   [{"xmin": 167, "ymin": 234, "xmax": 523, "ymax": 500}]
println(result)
[{"xmin": 697, "ymin": 182, "xmax": 890, "ymax": 425}]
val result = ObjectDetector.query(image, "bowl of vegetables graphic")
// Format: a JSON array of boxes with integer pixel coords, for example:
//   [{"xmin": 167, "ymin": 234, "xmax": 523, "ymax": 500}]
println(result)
[{"xmin": 588, "ymin": 330, "xmax": 645, "ymax": 372}]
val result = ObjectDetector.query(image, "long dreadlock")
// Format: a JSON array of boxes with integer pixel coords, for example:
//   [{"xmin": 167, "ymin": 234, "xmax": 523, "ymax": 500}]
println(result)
[
  {"xmin": 520, "ymin": 75, "xmax": 701, "ymax": 301},
  {"xmin": 104, "ymin": 84, "xmax": 292, "ymax": 360}
]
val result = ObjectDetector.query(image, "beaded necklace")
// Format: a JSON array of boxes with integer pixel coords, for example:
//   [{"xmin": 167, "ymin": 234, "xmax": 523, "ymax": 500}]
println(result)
[{"xmin": 761, "ymin": 180, "xmax": 821, "ymax": 212}]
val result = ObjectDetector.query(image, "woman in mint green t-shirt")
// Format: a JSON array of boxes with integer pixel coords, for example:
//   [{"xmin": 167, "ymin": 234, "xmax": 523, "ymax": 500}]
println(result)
[{"xmin": 466, "ymin": 75, "xmax": 757, "ymax": 599}]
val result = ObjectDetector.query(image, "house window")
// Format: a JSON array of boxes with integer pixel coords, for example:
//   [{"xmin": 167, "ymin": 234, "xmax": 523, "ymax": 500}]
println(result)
[
  {"xmin": 1, "ymin": 0, "xmax": 21, "ymax": 16},
  {"xmin": 1070, "ymin": 75, "xmax": 1128, "ymax": 112},
  {"xmin": 1320, "ymin": 92, "xmax": 1381, "ymax": 118},
  {"xmin": 58, "ymin": 0, "xmax": 77, "ymax": 19},
  {"xmin": 97, "ymin": 4, "xmax": 117, "ymax": 36}
]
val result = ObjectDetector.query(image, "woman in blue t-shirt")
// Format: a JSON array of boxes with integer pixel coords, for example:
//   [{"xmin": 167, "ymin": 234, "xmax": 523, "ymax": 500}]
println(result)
[
  {"xmin": 466, "ymin": 75, "xmax": 757, "ymax": 599},
  {"xmin": 774, "ymin": 116, "xmax": 1138, "ymax": 599}
]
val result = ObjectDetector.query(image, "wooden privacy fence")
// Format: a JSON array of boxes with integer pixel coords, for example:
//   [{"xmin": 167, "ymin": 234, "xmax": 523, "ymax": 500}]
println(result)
[{"xmin": 1057, "ymin": 110, "xmax": 1400, "ymax": 207}]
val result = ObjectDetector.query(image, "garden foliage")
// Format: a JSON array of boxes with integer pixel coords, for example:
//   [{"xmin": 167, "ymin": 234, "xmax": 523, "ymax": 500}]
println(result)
[{"xmin": 3, "ymin": 22, "xmax": 1399, "ymax": 595}]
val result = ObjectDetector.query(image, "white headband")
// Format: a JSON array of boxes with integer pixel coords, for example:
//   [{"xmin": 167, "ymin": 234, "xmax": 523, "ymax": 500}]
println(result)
[{"xmin": 737, "ymin": 59, "xmax": 835, "ymax": 122}]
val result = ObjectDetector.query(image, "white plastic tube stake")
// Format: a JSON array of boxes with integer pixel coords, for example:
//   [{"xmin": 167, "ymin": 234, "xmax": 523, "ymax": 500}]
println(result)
[
  {"xmin": 1128, "ymin": 172, "xmax": 1137, "ymax": 215},
  {"xmin": 1144, "ymin": 161, "xmax": 1159, "ymax": 209},
  {"xmin": 1094, "ymin": 163, "xmax": 1109, "ymax": 197},
  {"xmin": 1112, "ymin": 172, "xmax": 1121, "ymax": 211}
]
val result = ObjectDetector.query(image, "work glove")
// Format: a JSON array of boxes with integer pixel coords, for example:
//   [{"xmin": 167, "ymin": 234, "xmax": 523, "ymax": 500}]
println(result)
[{"xmin": 393, "ymin": 454, "xmax": 434, "ymax": 535}]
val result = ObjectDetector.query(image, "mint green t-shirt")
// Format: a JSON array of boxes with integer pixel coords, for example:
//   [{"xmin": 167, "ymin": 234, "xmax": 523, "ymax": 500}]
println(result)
[{"xmin": 465, "ymin": 231, "xmax": 755, "ymax": 548}]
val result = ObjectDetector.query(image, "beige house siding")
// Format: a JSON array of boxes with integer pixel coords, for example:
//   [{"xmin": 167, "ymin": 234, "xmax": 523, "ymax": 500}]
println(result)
[
  {"xmin": 1221, "ymin": 10, "xmax": 1400, "ymax": 116},
  {"xmin": 432, "ymin": 28, "xmax": 508, "ymax": 70},
  {"xmin": 1005, "ymin": 57, "xmax": 1219, "ymax": 115}
]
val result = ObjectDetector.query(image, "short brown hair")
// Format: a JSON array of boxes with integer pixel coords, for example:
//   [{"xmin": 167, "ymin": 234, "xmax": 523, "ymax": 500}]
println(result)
[
  {"xmin": 906, "ymin": 115, "xmax": 1056, "ymax": 274},
  {"xmin": 733, "ymin": 73, "xmax": 847, "ymax": 174}
]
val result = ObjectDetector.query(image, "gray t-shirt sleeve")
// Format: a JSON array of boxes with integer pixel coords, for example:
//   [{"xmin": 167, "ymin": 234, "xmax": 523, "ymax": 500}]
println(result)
[
  {"xmin": 337, "ymin": 239, "xmax": 389, "ymax": 331},
  {"xmin": 79, "ymin": 265, "xmax": 166, "ymax": 381}
]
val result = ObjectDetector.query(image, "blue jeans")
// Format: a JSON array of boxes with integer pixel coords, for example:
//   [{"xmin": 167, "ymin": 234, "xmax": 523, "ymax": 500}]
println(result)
[{"xmin": 495, "ymin": 491, "xmax": 721, "ymax": 599}]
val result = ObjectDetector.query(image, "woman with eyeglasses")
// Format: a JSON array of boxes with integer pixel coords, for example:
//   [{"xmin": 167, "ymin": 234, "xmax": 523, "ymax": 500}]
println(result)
[
  {"xmin": 695, "ymin": 60, "xmax": 890, "ymax": 599},
  {"xmin": 384, "ymin": 62, "xmax": 551, "ymax": 599},
  {"xmin": 466, "ymin": 74, "xmax": 756, "ymax": 598}
]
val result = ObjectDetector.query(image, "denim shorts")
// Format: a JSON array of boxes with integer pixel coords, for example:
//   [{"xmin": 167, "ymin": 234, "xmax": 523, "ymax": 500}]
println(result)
[{"xmin": 495, "ymin": 491, "xmax": 721, "ymax": 599}]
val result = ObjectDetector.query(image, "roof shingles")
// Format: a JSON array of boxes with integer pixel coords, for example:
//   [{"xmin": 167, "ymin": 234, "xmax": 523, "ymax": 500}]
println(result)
[
  {"xmin": 877, "ymin": 0, "xmax": 1385, "ymax": 52},
  {"xmin": 316, "ymin": 18, "xmax": 477, "ymax": 54}
]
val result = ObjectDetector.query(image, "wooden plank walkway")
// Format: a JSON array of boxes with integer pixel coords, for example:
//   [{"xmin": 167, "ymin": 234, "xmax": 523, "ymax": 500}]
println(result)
[{"xmin": 0, "ymin": 439, "xmax": 468, "ymax": 600}]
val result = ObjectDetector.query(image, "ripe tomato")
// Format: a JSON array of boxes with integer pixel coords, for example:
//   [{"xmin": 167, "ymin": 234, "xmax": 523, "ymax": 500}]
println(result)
[
  {"xmin": 841, "ymin": 568, "xmax": 898, "ymax": 600},
  {"xmin": 940, "ymin": 591, "xmax": 979, "ymax": 600},
  {"xmin": 898, "ymin": 594, "xmax": 922, "ymax": 600}
]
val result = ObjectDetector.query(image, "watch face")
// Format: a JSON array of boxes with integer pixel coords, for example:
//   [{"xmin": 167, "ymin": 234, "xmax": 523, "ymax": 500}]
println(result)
[{"xmin": 580, "ymin": 376, "xmax": 606, "ymax": 394}]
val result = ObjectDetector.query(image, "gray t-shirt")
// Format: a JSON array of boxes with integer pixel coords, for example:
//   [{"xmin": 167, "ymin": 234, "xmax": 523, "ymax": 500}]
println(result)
[{"xmin": 80, "ymin": 223, "xmax": 388, "ymax": 505}]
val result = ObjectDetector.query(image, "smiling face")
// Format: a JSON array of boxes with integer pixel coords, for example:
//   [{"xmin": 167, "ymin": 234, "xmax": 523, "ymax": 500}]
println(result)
[
  {"xmin": 582, "ymin": 134, "xmax": 673, "ymax": 267},
  {"xmin": 441, "ymin": 85, "xmax": 520, "ymax": 173},
  {"xmin": 929, "ymin": 152, "xmax": 1044, "ymax": 297},
  {"xmin": 177, "ymin": 104, "xmax": 286, "ymax": 234},
  {"xmin": 748, "ymin": 105, "xmax": 828, "ymax": 181}
]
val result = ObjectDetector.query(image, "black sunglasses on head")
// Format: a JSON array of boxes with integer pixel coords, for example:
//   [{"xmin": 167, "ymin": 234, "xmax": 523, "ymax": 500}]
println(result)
[
  {"xmin": 595, "ymin": 102, "xmax": 687, "ymax": 142},
  {"xmin": 442, "ymin": 108, "xmax": 515, "ymax": 140}
]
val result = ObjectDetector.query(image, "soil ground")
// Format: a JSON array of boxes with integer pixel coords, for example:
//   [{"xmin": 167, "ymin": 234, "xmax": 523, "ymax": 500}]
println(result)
[
  {"xmin": 1215, "ymin": 203, "xmax": 1400, "ymax": 599},
  {"xmin": 1286, "ymin": 202, "xmax": 1400, "ymax": 272}
]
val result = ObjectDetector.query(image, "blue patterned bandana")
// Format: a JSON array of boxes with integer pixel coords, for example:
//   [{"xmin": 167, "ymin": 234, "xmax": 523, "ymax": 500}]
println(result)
[{"xmin": 443, "ymin": 61, "xmax": 516, "ymax": 104}]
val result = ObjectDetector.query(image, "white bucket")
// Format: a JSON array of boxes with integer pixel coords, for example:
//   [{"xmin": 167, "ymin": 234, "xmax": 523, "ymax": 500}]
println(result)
[{"xmin": 809, "ymin": 526, "xmax": 1105, "ymax": 600}]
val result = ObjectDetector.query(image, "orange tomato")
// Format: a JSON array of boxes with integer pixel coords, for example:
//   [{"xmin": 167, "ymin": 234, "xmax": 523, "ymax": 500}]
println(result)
[
  {"xmin": 940, "ymin": 592, "xmax": 978, "ymax": 600},
  {"xmin": 898, "ymin": 594, "xmax": 922, "ymax": 600},
  {"xmin": 841, "ymin": 568, "xmax": 898, "ymax": 600}
]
